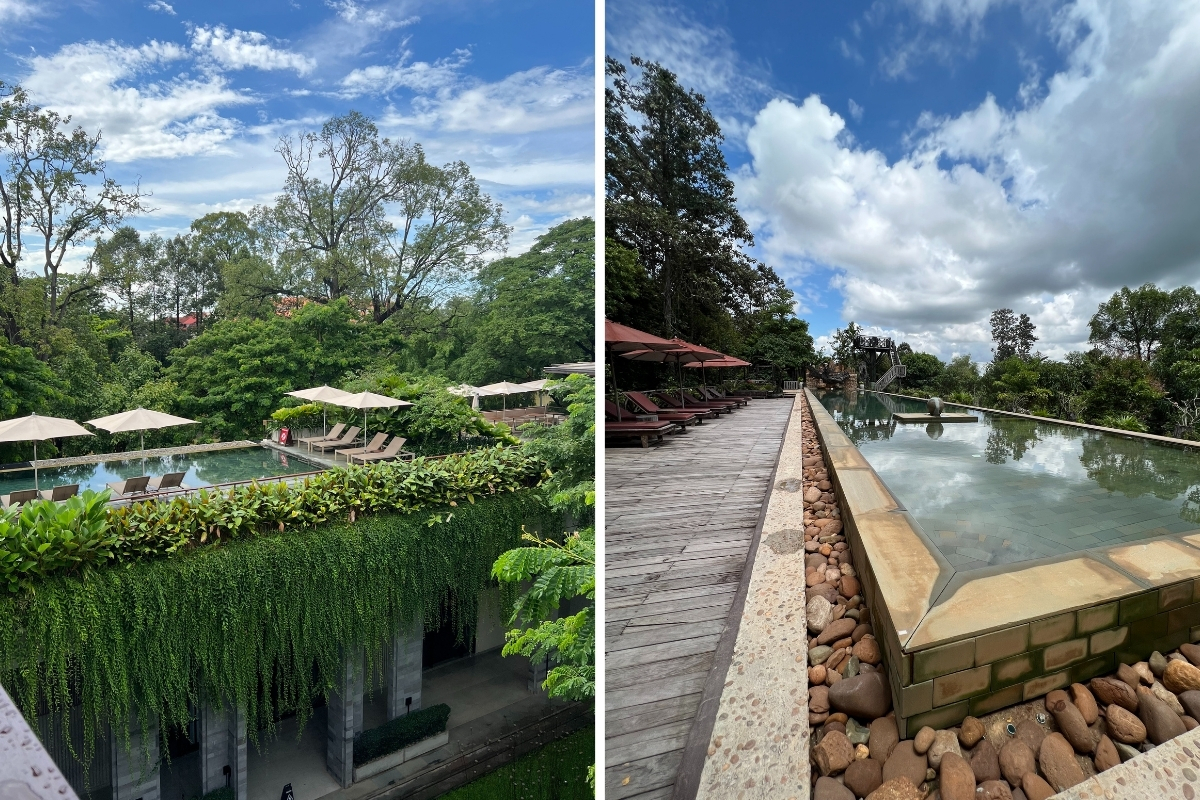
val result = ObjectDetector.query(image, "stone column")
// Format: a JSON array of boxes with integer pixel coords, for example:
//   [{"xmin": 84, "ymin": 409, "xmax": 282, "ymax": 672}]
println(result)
[
  {"xmin": 326, "ymin": 649, "xmax": 364, "ymax": 788},
  {"xmin": 110, "ymin": 714, "xmax": 160, "ymax": 800},
  {"xmin": 387, "ymin": 615, "xmax": 424, "ymax": 719},
  {"xmin": 200, "ymin": 701, "xmax": 248, "ymax": 799},
  {"xmin": 528, "ymin": 654, "xmax": 549, "ymax": 693}
]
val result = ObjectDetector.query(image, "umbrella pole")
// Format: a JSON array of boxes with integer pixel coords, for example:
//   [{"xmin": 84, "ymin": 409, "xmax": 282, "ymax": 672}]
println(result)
[
  {"xmin": 33, "ymin": 441, "xmax": 37, "ymax": 491},
  {"xmin": 323, "ymin": 406, "xmax": 328, "ymax": 437}
]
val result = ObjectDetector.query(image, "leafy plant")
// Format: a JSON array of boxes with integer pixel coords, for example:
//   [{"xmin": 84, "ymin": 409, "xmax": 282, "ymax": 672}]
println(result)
[
  {"xmin": 1098, "ymin": 413, "xmax": 1149, "ymax": 432},
  {"xmin": 353, "ymin": 703, "xmax": 451, "ymax": 766},
  {"xmin": 492, "ymin": 527, "xmax": 595, "ymax": 702},
  {"xmin": 519, "ymin": 374, "xmax": 595, "ymax": 521},
  {"xmin": 269, "ymin": 403, "xmax": 323, "ymax": 431},
  {"xmin": 437, "ymin": 726, "xmax": 594, "ymax": 800}
]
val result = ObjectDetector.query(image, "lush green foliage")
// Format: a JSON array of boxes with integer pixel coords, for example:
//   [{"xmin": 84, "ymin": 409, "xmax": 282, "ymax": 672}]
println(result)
[
  {"xmin": 0, "ymin": 446, "xmax": 546, "ymax": 592},
  {"xmin": 0, "ymin": 491, "xmax": 556, "ymax": 769},
  {"xmin": 354, "ymin": 703, "xmax": 451, "ymax": 766},
  {"xmin": 436, "ymin": 726, "xmax": 594, "ymax": 800},
  {"xmin": 519, "ymin": 374, "xmax": 595, "ymax": 520},
  {"xmin": 270, "ymin": 403, "xmax": 323, "ymax": 430}
]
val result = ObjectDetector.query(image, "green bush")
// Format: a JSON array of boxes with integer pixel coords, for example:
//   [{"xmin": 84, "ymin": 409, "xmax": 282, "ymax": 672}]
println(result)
[
  {"xmin": 436, "ymin": 726, "xmax": 594, "ymax": 800},
  {"xmin": 198, "ymin": 789, "xmax": 235, "ymax": 800},
  {"xmin": 0, "ymin": 446, "xmax": 547, "ymax": 593},
  {"xmin": 269, "ymin": 403, "xmax": 323, "ymax": 431},
  {"xmin": 0, "ymin": 492, "xmax": 558, "ymax": 768},
  {"xmin": 354, "ymin": 703, "xmax": 452, "ymax": 766}
]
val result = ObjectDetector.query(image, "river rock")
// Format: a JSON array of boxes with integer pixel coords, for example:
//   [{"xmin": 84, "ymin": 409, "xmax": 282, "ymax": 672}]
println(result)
[
  {"xmin": 1094, "ymin": 735, "xmax": 1120, "ymax": 771},
  {"xmin": 1022, "ymin": 773, "xmax": 1057, "ymax": 800},
  {"xmin": 817, "ymin": 618, "xmax": 859, "ymax": 646},
  {"xmin": 1014, "ymin": 719, "xmax": 1045, "ymax": 754},
  {"xmin": 1090, "ymin": 676, "xmax": 1139, "ymax": 712},
  {"xmin": 814, "ymin": 776, "xmax": 856, "ymax": 800},
  {"xmin": 1070, "ymin": 683, "xmax": 1099, "ymax": 725},
  {"xmin": 1164, "ymin": 659, "xmax": 1200, "ymax": 694},
  {"xmin": 913, "ymin": 726, "xmax": 936, "ymax": 755},
  {"xmin": 968, "ymin": 739, "xmax": 1001, "ymax": 782},
  {"xmin": 845, "ymin": 756, "xmax": 883, "ymax": 797},
  {"xmin": 1117, "ymin": 663, "xmax": 1141, "ymax": 689},
  {"xmin": 829, "ymin": 671, "xmax": 892, "ymax": 719},
  {"xmin": 854, "ymin": 637, "xmax": 882, "ymax": 666},
  {"xmin": 1134, "ymin": 662, "xmax": 1155, "ymax": 685},
  {"xmin": 846, "ymin": 717, "xmax": 870, "ymax": 745},
  {"xmin": 1137, "ymin": 685, "xmax": 1186, "ymax": 744},
  {"xmin": 938, "ymin": 752, "xmax": 976, "ymax": 800},
  {"xmin": 1114, "ymin": 741, "xmax": 1140, "ymax": 762},
  {"xmin": 1151, "ymin": 681, "xmax": 1185, "ymax": 715},
  {"xmin": 999, "ymin": 740, "xmax": 1036, "ymax": 786},
  {"xmin": 869, "ymin": 716, "xmax": 899, "ymax": 762},
  {"xmin": 1185, "ymin": 715, "xmax": 1198, "ymax": 731},
  {"xmin": 810, "ymin": 665, "xmax": 828, "ymax": 684},
  {"xmin": 1180, "ymin": 690, "xmax": 1200, "ymax": 719},
  {"xmin": 959, "ymin": 716, "xmax": 985, "ymax": 748},
  {"xmin": 927, "ymin": 729, "xmax": 962, "ymax": 769},
  {"xmin": 808, "ymin": 596, "xmax": 834, "ymax": 634},
  {"xmin": 1105, "ymin": 704, "xmax": 1147, "ymax": 744},
  {"xmin": 978, "ymin": 780, "xmax": 1014, "ymax": 800},
  {"xmin": 882, "ymin": 740, "xmax": 928, "ymax": 788},
  {"xmin": 811, "ymin": 582, "xmax": 840, "ymax": 605},
  {"xmin": 805, "ymin": 486, "xmax": 822, "ymax": 503},
  {"xmin": 1181, "ymin": 642, "xmax": 1200, "ymax": 667},
  {"xmin": 1150, "ymin": 650, "xmax": 1168, "ymax": 678},
  {"xmin": 841, "ymin": 575, "xmax": 861, "ymax": 598},
  {"xmin": 1045, "ymin": 689, "xmax": 1093, "ymax": 753},
  {"xmin": 810, "ymin": 645, "xmax": 834, "ymax": 666},
  {"xmin": 1038, "ymin": 732, "xmax": 1086, "ymax": 792},
  {"xmin": 811, "ymin": 685, "xmax": 831, "ymax": 715},
  {"xmin": 814, "ymin": 729, "xmax": 855, "ymax": 775},
  {"xmin": 866, "ymin": 777, "xmax": 923, "ymax": 800}
]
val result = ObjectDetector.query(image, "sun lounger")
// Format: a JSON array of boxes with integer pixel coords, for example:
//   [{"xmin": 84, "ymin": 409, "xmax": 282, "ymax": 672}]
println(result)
[
  {"xmin": 606, "ymin": 398, "xmax": 698, "ymax": 428},
  {"xmin": 682, "ymin": 389, "xmax": 738, "ymax": 411},
  {"xmin": 349, "ymin": 437, "xmax": 414, "ymax": 464},
  {"xmin": 1, "ymin": 489, "xmax": 40, "ymax": 509},
  {"xmin": 605, "ymin": 420, "xmax": 677, "ymax": 448},
  {"xmin": 701, "ymin": 387, "xmax": 748, "ymax": 406},
  {"xmin": 147, "ymin": 472, "xmax": 186, "ymax": 492},
  {"xmin": 39, "ymin": 484, "xmax": 80, "ymax": 501},
  {"xmin": 625, "ymin": 391, "xmax": 713, "ymax": 422},
  {"xmin": 334, "ymin": 432, "xmax": 389, "ymax": 461},
  {"xmin": 649, "ymin": 391, "xmax": 729, "ymax": 416},
  {"xmin": 309, "ymin": 427, "xmax": 362, "ymax": 452},
  {"xmin": 297, "ymin": 423, "xmax": 347, "ymax": 451},
  {"xmin": 106, "ymin": 476, "xmax": 151, "ymax": 497}
]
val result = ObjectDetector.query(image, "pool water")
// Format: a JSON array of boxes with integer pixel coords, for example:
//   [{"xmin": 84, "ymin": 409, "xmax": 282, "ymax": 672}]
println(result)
[
  {"xmin": 819, "ymin": 391, "xmax": 1200, "ymax": 571},
  {"xmin": 0, "ymin": 446, "xmax": 323, "ymax": 497}
]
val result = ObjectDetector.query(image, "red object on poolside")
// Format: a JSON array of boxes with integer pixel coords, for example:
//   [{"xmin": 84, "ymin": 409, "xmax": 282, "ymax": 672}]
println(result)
[
  {"xmin": 605, "ymin": 320, "xmax": 687, "ymax": 353},
  {"xmin": 279, "ymin": 427, "xmax": 292, "ymax": 446}
]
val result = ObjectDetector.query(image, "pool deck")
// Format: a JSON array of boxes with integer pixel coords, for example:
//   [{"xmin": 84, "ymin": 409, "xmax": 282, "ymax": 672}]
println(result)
[{"xmin": 605, "ymin": 397, "xmax": 793, "ymax": 800}]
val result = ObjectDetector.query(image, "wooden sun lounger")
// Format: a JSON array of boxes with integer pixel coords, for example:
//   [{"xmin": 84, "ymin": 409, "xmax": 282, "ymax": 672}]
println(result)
[
  {"xmin": 349, "ymin": 437, "xmax": 414, "ymax": 464},
  {"xmin": 1, "ymin": 489, "xmax": 40, "ymax": 509},
  {"xmin": 701, "ymin": 387, "xmax": 748, "ymax": 406},
  {"xmin": 625, "ymin": 391, "xmax": 714, "ymax": 422},
  {"xmin": 649, "ymin": 391, "xmax": 729, "ymax": 416},
  {"xmin": 147, "ymin": 472, "xmax": 186, "ymax": 492},
  {"xmin": 606, "ymin": 399, "xmax": 698, "ymax": 428},
  {"xmin": 40, "ymin": 484, "xmax": 80, "ymax": 501},
  {"xmin": 605, "ymin": 420, "xmax": 677, "ymax": 448},
  {"xmin": 682, "ymin": 389, "xmax": 738, "ymax": 411},
  {"xmin": 334, "ymin": 432, "xmax": 389, "ymax": 461},
  {"xmin": 106, "ymin": 476, "xmax": 151, "ymax": 497},
  {"xmin": 309, "ymin": 427, "xmax": 362, "ymax": 452},
  {"xmin": 297, "ymin": 423, "xmax": 347, "ymax": 451}
]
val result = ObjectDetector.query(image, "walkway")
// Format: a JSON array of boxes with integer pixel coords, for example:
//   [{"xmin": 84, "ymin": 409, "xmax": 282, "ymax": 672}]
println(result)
[{"xmin": 604, "ymin": 397, "xmax": 794, "ymax": 800}]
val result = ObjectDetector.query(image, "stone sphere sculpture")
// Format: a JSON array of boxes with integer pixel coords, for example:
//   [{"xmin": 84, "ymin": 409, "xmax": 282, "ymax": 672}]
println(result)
[{"xmin": 926, "ymin": 396, "xmax": 945, "ymax": 417}]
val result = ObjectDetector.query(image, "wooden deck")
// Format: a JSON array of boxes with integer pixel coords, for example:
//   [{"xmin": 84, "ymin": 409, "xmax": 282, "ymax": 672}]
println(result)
[{"xmin": 604, "ymin": 397, "xmax": 795, "ymax": 800}]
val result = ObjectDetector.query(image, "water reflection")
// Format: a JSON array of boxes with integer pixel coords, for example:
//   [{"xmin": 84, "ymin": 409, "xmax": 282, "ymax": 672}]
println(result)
[
  {"xmin": 926, "ymin": 423, "xmax": 944, "ymax": 440},
  {"xmin": 1079, "ymin": 434, "xmax": 1198, "ymax": 501},
  {"xmin": 984, "ymin": 420, "xmax": 1041, "ymax": 465}
]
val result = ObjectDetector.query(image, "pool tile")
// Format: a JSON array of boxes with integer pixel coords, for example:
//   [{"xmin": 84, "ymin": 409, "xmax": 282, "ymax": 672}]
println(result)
[
  {"xmin": 1043, "ymin": 638, "xmax": 1088, "ymax": 670},
  {"xmin": 913, "ymin": 639, "xmax": 976, "ymax": 683},
  {"xmin": 1077, "ymin": 602, "xmax": 1118, "ymax": 634},
  {"xmin": 1089, "ymin": 626, "xmax": 1129, "ymax": 654},
  {"xmin": 1030, "ymin": 613, "xmax": 1076, "ymax": 647},
  {"xmin": 975, "ymin": 625, "xmax": 1029, "ymax": 664}
]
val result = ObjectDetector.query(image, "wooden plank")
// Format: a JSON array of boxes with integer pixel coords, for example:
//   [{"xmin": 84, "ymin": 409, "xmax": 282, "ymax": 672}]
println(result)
[{"xmin": 604, "ymin": 400, "xmax": 793, "ymax": 798}]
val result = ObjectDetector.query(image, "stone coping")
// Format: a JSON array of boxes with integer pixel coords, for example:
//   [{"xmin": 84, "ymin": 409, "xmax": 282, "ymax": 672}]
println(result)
[
  {"xmin": 694, "ymin": 388, "xmax": 811, "ymax": 798},
  {"xmin": 0, "ymin": 440, "xmax": 258, "ymax": 472}
]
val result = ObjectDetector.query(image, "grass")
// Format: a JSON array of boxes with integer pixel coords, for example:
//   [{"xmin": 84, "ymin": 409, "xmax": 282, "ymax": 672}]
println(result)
[{"xmin": 437, "ymin": 726, "xmax": 594, "ymax": 799}]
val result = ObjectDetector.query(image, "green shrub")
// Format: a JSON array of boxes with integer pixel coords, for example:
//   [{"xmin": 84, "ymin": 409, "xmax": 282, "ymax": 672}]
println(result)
[
  {"xmin": 269, "ymin": 403, "xmax": 323, "ymax": 431},
  {"xmin": 436, "ymin": 726, "xmax": 594, "ymax": 800},
  {"xmin": 198, "ymin": 789, "xmax": 235, "ymax": 800},
  {"xmin": 0, "ymin": 446, "xmax": 548, "ymax": 593},
  {"xmin": 354, "ymin": 704, "xmax": 452, "ymax": 766}
]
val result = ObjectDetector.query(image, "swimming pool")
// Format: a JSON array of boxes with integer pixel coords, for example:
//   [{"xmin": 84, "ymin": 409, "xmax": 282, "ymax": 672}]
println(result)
[
  {"xmin": 0, "ymin": 446, "xmax": 324, "ymax": 497},
  {"xmin": 818, "ymin": 391, "xmax": 1200, "ymax": 571}
]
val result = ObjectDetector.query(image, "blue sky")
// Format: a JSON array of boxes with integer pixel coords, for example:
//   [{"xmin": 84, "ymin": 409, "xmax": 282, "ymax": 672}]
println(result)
[
  {"xmin": 608, "ymin": 0, "xmax": 1200, "ymax": 361},
  {"xmin": 0, "ymin": 0, "xmax": 594, "ymax": 266}
]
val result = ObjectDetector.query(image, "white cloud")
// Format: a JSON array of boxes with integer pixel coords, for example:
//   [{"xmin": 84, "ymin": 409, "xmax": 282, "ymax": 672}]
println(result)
[
  {"xmin": 22, "ymin": 40, "xmax": 251, "ymax": 161},
  {"xmin": 739, "ymin": 0, "xmax": 1200, "ymax": 361},
  {"xmin": 147, "ymin": 1, "xmax": 175, "ymax": 15},
  {"xmin": 848, "ymin": 98, "xmax": 864, "ymax": 121},
  {"xmin": 326, "ymin": 0, "xmax": 417, "ymax": 31},
  {"xmin": 0, "ymin": 0, "xmax": 36, "ymax": 25},
  {"xmin": 189, "ymin": 26, "xmax": 315, "ymax": 75},
  {"xmin": 341, "ymin": 48, "xmax": 471, "ymax": 95}
]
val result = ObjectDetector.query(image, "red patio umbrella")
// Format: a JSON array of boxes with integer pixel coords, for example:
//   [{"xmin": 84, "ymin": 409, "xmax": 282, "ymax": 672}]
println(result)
[
  {"xmin": 621, "ymin": 338, "xmax": 728, "ymax": 407},
  {"xmin": 683, "ymin": 355, "xmax": 753, "ymax": 396},
  {"xmin": 604, "ymin": 319, "xmax": 685, "ymax": 401}
]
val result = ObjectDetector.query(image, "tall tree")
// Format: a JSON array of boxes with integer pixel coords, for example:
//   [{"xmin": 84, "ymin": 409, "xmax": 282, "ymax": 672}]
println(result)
[
  {"xmin": 95, "ymin": 226, "xmax": 157, "ymax": 336},
  {"xmin": 606, "ymin": 57, "xmax": 781, "ymax": 341},
  {"xmin": 1016, "ymin": 313, "xmax": 1038, "ymax": 357},
  {"xmin": 1089, "ymin": 283, "xmax": 1176, "ymax": 361},
  {"xmin": 990, "ymin": 309, "xmax": 1019, "ymax": 361}
]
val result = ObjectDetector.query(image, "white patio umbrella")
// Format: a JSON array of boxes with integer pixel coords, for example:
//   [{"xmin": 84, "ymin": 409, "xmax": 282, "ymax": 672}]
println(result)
[
  {"xmin": 86, "ymin": 408, "xmax": 198, "ymax": 452},
  {"xmin": 447, "ymin": 384, "xmax": 483, "ymax": 410},
  {"xmin": 329, "ymin": 391, "xmax": 413, "ymax": 449},
  {"xmin": 477, "ymin": 381, "xmax": 534, "ymax": 412},
  {"xmin": 0, "ymin": 414, "xmax": 95, "ymax": 490},
  {"xmin": 286, "ymin": 385, "xmax": 353, "ymax": 436},
  {"xmin": 519, "ymin": 379, "xmax": 550, "ymax": 408}
]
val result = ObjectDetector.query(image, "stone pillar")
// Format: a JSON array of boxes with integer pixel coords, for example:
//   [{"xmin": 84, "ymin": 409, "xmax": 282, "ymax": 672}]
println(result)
[
  {"xmin": 528, "ymin": 655, "xmax": 549, "ymax": 693},
  {"xmin": 200, "ymin": 701, "xmax": 248, "ymax": 799},
  {"xmin": 110, "ymin": 714, "xmax": 160, "ymax": 800},
  {"xmin": 327, "ymin": 649, "xmax": 364, "ymax": 788},
  {"xmin": 387, "ymin": 616, "xmax": 424, "ymax": 719}
]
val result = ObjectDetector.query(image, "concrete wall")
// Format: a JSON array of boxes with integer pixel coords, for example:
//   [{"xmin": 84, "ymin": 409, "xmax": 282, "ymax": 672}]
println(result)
[
  {"xmin": 476, "ymin": 588, "xmax": 508, "ymax": 654},
  {"xmin": 327, "ymin": 650, "xmax": 365, "ymax": 788},
  {"xmin": 200, "ymin": 701, "xmax": 247, "ymax": 799},
  {"xmin": 388, "ymin": 617, "xmax": 424, "ymax": 718},
  {"xmin": 110, "ymin": 714, "xmax": 159, "ymax": 800}
]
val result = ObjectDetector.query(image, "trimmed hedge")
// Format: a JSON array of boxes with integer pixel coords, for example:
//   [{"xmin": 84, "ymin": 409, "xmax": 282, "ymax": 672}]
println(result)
[
  {"xmin": 436, "ymin": 726, "xmax": 594, "ymax": 799},
  {"xmin": 354, "ymin": 703, "xmax": 452, "ymax": 766}
]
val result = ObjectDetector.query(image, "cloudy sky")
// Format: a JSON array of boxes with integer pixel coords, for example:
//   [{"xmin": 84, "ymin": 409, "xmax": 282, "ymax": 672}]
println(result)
[
  {"xmin": 607, "ymin": 0, "xmax": 1200, "ymax": 361},
  {"xmin": 0, "ymin": 0, "xmax": 594, "ymax": 263}
]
